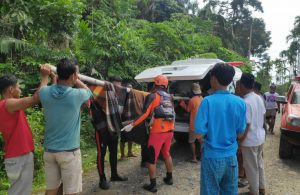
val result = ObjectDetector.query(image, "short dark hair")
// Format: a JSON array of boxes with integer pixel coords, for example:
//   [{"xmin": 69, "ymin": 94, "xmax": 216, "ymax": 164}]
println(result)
[
  {"xmin": 0, "ymin": 75, "xmax": 18, "ymax": 95},
  {"xmin": 109, "ymin": 76, "xmax": 122, "ymax": 82},
  {"xmin": 56, "ymin": 58, "xmax": 78, "ymax": 80},
  {"xmin": 125, "ymin": 83, "xmax": 133, "ymax": 87},
  {"xmin": 210, "ymin": 63, "xmax": 235, "ymax": 86},
  {"xmin": 254, "ymin": 81, "xmax": 262, "ymax": 91},
  {"xmin": 240, "ymin": 73, "xmax": 255, "ymax": 89}
]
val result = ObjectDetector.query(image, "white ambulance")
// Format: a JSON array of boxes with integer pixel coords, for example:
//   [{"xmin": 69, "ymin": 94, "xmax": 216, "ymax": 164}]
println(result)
[{"xmin": 135, "ymin": 58, "xmax": 243, "ymax": 141}]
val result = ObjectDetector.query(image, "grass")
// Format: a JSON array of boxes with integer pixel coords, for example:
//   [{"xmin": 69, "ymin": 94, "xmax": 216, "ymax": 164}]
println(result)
[
  {"xmin": 0, "ymin": 98, "xmax": 143, "ymax": 195},
  {"xmin": 0, "ymin": 144, "xmax": 142, "ymax": 195}
]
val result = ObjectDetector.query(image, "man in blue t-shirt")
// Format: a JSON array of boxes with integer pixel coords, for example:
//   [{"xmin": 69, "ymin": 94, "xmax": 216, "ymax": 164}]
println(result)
[
  {"xmin": 39, "ymin": 58, "xmax": 92, "ymax": 195},
  {"xmin": 194, "ymin": 63, "xmax": 247, "ymax": 195}
]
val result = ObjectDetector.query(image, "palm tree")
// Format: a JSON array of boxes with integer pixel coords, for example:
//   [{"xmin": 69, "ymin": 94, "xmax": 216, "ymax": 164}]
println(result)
[{"xmin": 286, "ymin": 16, "xmax": 300, "ymax": 75}]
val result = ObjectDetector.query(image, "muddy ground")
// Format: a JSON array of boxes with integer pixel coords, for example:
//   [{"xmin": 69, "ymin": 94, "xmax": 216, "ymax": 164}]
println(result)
[{"xmin": 81, "ymin": 117, "xmax": 300, "ymax": 195}]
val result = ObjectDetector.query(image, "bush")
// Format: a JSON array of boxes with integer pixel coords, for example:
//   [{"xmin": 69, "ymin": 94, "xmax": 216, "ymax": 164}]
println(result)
[{"xmin": 277, "ymin": 82, "xmax": 291, "ymax": 96}]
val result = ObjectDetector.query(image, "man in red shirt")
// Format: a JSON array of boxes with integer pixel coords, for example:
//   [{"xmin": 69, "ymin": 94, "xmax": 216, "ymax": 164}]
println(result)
[{"xmin": 0, "ymin": 65, "xmax": 51, "ymax": 195}]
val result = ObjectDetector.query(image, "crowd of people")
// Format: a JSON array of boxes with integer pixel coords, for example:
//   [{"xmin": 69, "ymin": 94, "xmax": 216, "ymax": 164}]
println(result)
[{"xmin": 0, "ymin": 59, "xmax": 280, "ymax": 195}]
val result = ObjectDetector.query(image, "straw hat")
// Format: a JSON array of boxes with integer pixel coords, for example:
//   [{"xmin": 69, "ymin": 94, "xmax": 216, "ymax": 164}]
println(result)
[{"xmin": 192, "ymin": 83, "xmax": 201, "ymax": 95}]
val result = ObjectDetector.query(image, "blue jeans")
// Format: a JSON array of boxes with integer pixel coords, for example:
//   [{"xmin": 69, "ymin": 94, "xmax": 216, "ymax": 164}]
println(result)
[{"xmin": 200, "ymin": 155, "xmax": 238, "ymax": 195}]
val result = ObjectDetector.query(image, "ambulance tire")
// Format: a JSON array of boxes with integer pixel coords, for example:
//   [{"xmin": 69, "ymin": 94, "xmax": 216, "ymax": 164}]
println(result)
[{"xmin": 279, "ymin": 132, "xmax": 293, "ymax": 159}]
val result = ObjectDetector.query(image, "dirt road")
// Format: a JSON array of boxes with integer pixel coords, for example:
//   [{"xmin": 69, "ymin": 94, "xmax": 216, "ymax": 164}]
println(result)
[{"xmin": 81, "ymin": 117, "xmax": 300, "ymax": 195}]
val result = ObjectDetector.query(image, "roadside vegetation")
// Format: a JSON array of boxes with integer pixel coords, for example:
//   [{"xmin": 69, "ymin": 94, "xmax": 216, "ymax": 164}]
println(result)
[{"xmin": 2, "ymin": 0, "xmax": 299, "ymax": 193}]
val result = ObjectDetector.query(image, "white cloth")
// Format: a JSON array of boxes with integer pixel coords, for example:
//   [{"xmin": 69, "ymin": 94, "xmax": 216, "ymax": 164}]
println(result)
[
  {"xmin": 241, "ymin": 92, "xmax": 266, "ymax": 147},
  {"xmin": 264, "ymin": 92, "xmax": 278, "ymax": 109},
  {"xmin": 258, "ymin": 94, "xmax": 266, "ymax": 108}
]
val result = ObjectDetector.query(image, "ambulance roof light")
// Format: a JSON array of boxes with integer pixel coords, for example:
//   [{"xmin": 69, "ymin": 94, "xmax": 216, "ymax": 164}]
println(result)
[
  {"xmin": 295, "ymin": 76, "xmax": 300, "ymax": 81},
  {"xmin": 227, "ymin": 61, "xmax": 243, "ymax": 67}
]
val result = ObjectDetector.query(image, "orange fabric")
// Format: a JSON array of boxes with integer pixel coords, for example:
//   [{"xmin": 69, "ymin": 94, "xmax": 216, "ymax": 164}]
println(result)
[
  {"xmin": 90, "ymin": 85, "xmax": 106, "ymax": 97},
  {"xmin": 90, "ymin": 85, "xmax": 106, "ymax": 110},
  {"xmin": 133, "ymin": 93, "xmax": 174, "ymax": 133},
  {"xmin": 181, "ymin": 96, "xmax": 203, "ymax": 131}
]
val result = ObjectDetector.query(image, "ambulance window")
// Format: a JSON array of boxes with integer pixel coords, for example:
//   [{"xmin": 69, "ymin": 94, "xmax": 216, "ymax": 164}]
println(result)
[{"xmin": 169, "ymin": 80, "xmax": 195, "ymax": 97}]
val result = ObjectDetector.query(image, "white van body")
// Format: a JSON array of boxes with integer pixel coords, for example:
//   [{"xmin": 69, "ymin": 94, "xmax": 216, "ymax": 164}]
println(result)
[{"xmin": 134, "ymin": 58, "xmax": 242, "ymax": 134}]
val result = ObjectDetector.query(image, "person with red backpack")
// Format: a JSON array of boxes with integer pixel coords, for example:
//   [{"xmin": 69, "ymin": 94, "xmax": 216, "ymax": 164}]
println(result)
[{"xmin": 122, "ymin": 75, "xmax": 175, "ymax": 193}]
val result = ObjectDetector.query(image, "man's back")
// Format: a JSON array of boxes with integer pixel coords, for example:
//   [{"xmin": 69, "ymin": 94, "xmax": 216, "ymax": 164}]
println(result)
[
  {"xmin": 242, "ymin": 92, "xmax": 266, "ymax": 147},
  {"xmin": 187, "ymin": 95, "xmax": 202, "ymax": 131},
  {"xmin": 40, "ymin": 85, "xmax": 91, "ymax": 150},
  {"xmin": 195, "ymin": 90, "xmax": 246, "ymax": 158},
  {"xmin": 133, "ymin": 91, "xmax": 174, "ymax": 134}
]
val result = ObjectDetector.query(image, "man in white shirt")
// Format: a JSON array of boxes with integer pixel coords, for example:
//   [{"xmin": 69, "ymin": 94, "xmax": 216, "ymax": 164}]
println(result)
[
  {"xmin": 239, "ymin": 73, "xmax": 266, "ymax": 195},
  {"xmin": 263, "ymin": 84, "xmax": 280, "ymax": 134},
  {"xmin": 254, "ymin": 81, "xmax": 267, "ymax": 133}
]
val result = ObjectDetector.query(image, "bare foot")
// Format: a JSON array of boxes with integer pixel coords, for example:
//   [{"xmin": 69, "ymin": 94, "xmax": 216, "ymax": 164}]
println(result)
[
  {"xmin": 127, "ymin": 153, "xmax": 137, "ymax": 157},
  {"xmin": 119, "ymin": 156, "xmax": 126, "ymax": 161}
]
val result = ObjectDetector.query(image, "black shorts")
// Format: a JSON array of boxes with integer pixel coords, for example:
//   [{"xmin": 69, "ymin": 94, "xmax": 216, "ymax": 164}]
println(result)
[{"xmin": 120, "ymin": 131, "xmax": 129, "ymax": 143}]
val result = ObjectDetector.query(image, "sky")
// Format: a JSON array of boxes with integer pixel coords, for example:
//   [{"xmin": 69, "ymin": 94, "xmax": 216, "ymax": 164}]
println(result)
[
  {"xmin": 197, "ymin": 0, "xmax": 299, "ymax": 60},
  {"xmin": 258, "ymin": 0, "xmax": 299, "ymax": 60}
]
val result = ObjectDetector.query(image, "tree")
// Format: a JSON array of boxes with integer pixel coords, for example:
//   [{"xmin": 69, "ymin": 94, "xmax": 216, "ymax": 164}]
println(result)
[
  {"xmin": 136, "ymin": 0, "xmax": 200, "ymax": 22},
  {"xmin": 200, "ymin": 0, "xmax": 271, "ymax": 57},
  {"xmin": 285, "ymin": 16, "xmax": 300, "ymax": 75},
  {"xmin": 274, "ymin": 58, "xmax": 289, "ymax": 85},
  {"xmin": 255, "ymin": 54, "xmax": 273, "ymax": 93}
]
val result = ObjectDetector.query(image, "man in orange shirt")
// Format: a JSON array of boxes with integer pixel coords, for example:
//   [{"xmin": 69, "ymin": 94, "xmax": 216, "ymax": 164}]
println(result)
[
  {"xmin": 179, "ymin": 83, "xmax": 203, "ymax": 163},
  {"xmin": 122, "ymin": 75, "xmax": 175, "ymax": 193}
]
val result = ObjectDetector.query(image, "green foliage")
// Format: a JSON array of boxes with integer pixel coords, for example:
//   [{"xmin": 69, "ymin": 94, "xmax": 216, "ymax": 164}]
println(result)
[
  {"xmin": 150, "ymin": 0, "xmax": 186, "ymax": 22},
  {"xmin": 25, "ymin": 108, "xmax": 45, "ymax": 172},
  {"xmin": 192, "ymin": 52, "xmax": 218, "ymax": 59},
  {"xmin": 80, "ymin": 112, "xmax": 96, "ymax": 149},
  {"xmin": 277, "ymin": 82, "xmax": 291, "ymax": 96},
  {"xmin": 136, "ymin": 0, "xmax": 199, "ymax": 22},
  {"xmin": 256, "ymin": 69, "xmax": 272, "ymax": 93},
  {"xmin": 215, "ymin": 47, "xmax": 252, "ymax": 72},
  {"xmin": 0, "ymin": 37, "xmax": 28, "ymax": 54},
  {"xmin": 255, "ymin": 57, "xmax": 273, "ymax": 93},
  {"xmin": 0, "ymin": 136, "xmax": 6, "ymax": 189},
  {"xmin": 0, "ymin": 1, "xmax": 264, "ymax": 192},
  {"xmin": 201, "ymin": 0, "xmax": 270, "ymax": 57},
  {"xmin": 280, "ymin": 15, "xmax": 300, "ymax": 77},
  {"xmin": 0, "ymin": 62, "xmax": 17, "ymax": 74}
]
